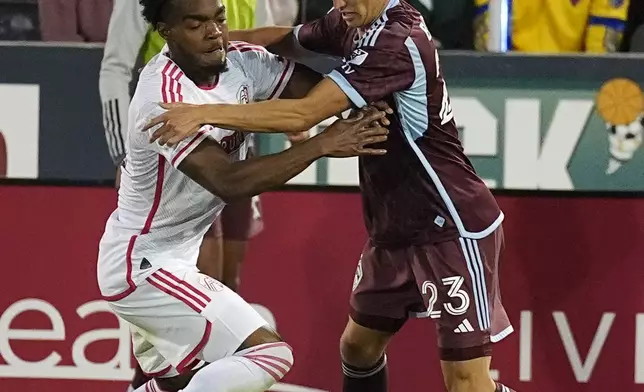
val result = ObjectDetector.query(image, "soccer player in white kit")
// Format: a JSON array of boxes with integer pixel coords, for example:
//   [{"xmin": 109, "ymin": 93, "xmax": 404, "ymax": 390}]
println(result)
[{"xmin": 96, "ymin": 0, "xmax": 390, "ymax": 391}]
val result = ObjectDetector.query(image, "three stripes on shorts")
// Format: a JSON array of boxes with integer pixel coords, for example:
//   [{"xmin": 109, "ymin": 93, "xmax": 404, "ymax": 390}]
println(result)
[
  {"xmin": 146, "ymin": 269, "xmax": 211, "ymax": 313},
  {"xmin": 458, "ymin": 238, "xmax": 491, "ymax": 331}
]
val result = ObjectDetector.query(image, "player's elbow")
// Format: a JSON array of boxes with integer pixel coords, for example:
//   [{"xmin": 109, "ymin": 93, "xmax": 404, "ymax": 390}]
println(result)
[
  {"xmin": 206, "ymin": 179, "xmax": 251, "ymax": 204},
  {"xmin": 207, "ymin": 183, "xmax": 243, "ymax": 204}
]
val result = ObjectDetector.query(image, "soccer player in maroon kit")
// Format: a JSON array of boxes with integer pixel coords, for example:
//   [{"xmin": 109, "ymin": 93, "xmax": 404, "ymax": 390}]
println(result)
[{"xmin": 147, "ymin": 0, "xmax": 517, "ymax": 391}]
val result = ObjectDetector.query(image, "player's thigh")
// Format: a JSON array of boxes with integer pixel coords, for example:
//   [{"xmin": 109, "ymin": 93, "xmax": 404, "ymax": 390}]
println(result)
[
  {"xmin": 128, "ymin": 322, "xmax": 181, "ymax": 379},
  {"xmin": 129, "ymin": 325, "xmax": 199, "ymax": 392},
  {"xmin": 110, "ymin": 266, "xmax": 268, "ymax": 373},
  {"xmin": 410, "ymin": 228, "xmax": 512, "ymax": 362},
  {"xmin": 349, "ymin": 241, "xmax": 425, "ymax": 334}
]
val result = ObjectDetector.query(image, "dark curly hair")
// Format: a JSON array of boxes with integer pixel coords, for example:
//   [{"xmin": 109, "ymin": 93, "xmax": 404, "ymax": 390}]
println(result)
[{"xmin": 139, "ymin": 0, "xmax": 175, "ymax": 27}]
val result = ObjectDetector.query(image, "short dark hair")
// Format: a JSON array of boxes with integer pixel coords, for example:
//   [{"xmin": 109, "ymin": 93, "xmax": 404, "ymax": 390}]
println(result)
[{"xmin": 139, "ymin": 0, "xmax": 175, "ymax": 27}]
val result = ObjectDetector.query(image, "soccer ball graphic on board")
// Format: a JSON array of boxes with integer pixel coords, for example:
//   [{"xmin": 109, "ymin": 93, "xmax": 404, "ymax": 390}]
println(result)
[{"xmin": 596, "ymin": 78, "xmax": 644, "ymax": 175}]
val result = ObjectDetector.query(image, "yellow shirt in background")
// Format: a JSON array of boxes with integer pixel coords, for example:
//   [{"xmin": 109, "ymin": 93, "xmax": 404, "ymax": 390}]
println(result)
[{"xmin": 475, "ymin": 0, "xmax": 629, "ymax": 53}]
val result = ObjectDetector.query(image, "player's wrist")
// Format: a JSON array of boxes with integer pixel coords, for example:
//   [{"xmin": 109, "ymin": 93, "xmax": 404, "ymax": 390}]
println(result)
[
  {"xmin": 301, "ymin": 133, "xmax": 328, "ymax": 158},
  {"xmin": 201, "ymin": 104, "xmax": 220, "ymax": 124}
]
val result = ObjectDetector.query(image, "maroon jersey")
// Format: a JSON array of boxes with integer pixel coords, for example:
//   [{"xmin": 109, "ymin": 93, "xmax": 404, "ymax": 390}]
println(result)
[{"xmin": 296, "ymin": 0, "xmax": 502, "ymax": 247}]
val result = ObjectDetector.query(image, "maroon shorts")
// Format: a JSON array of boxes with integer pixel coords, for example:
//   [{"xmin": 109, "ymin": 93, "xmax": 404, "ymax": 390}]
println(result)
[
  {"xmin": 350, "ymin": 226, "xmax": 512, "ymax": 361},
  {"xmin": 205, "ymin": 196, "xmax": 264, "ymax": 240}
]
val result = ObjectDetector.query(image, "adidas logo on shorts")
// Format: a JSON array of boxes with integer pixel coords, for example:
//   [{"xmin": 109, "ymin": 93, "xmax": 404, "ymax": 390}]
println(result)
[{"xmin": 453, "ymin": 319, "xmax": 475, "ymax": 333}]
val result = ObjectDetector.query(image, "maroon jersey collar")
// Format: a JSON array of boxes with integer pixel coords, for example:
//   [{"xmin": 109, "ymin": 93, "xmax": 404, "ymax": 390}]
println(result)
[{"xmin": 358, "ymin": 0, "xmax": 400, "ymax": 35}]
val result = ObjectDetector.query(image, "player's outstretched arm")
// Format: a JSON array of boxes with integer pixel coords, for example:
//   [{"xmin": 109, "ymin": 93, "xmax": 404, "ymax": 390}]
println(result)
[
  {"xmin": 145, "ymin": 77, "xmax": 369, "ymax": 146},
  {"xmin": 178, "ymin": 107, "xmax": 388, "ymax": 202}
]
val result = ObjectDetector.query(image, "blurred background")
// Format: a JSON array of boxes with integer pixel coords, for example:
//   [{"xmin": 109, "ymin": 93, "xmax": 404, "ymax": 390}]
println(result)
[{"xmin": 1, "ymin": 1, "xmax": 644, "ymax": 391}]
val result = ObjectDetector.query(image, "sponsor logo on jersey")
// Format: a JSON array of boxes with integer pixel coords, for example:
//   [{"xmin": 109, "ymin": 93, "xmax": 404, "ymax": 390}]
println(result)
[
  {"xmin": 219, "ymin": 132, "xmax": 246, "ymax": 154},
  {"xmin": 347, "ymin": 49, "xmax": 369, "ymax": 66},
  {"xmin": 611, "ymin": 0, "xmax": 625, "ymax": 7},
  {"xmin": 341, "ymin": 49, "xmax": 369, "ymax": 75},
  {"xmin": 237, "ymin": 84, "xmax": 250, "ymax": 104}
]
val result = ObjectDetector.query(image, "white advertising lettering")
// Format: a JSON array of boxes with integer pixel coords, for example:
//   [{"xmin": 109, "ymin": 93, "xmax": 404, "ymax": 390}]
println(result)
[
  {"xmin": 0, "ymin": 299, "xmax": 325, "ymax": 392},
  {"xmin": 0, "ymin": 84, "xmax": 40, "ymax": 179}
]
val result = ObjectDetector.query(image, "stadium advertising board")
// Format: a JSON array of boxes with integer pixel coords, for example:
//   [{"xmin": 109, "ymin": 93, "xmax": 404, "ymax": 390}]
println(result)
[
  {"xmin": 261, "ymin": 78, "xmax": 644, "ymax": 191},
  {"xmin": 1, "ymin": 45, "xmax": 644, "ymax": 191},
  {"xmin": 1, "ymin": 186, "xmax": 643, "ymax": 391},
  {"xmin": 0, "ymin": 84, "xmax": 39, "ymax": 179}
]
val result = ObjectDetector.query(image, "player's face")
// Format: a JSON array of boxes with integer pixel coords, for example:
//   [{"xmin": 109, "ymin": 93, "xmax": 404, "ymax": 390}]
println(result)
[
  {"xmin": 161, "ymin": 0, "xmax": 229, "ymax": 73},
  {"xmin": 333, "ymin": 0, "xmax": 383, "ymax": 28}
]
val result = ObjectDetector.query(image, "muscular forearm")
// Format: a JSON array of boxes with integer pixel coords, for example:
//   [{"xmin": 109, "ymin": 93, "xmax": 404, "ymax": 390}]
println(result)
[
  {"xmin": 184, "ymin": 137, "xmax": 324, "ymax": 202},
  {"xmin": 200, "ymin": 100, "xmax": 322, "ymax": 133},
  {"xmin": 229, "ymin": 27, "xmax": 294, "ymax": 47},
  {"xmin": 221, "ymin": 138, "xmax": 322, "ymax": 199},
  {"xmin": 199, "ymin": 75, "xmax": 350, "ymax": 133}
]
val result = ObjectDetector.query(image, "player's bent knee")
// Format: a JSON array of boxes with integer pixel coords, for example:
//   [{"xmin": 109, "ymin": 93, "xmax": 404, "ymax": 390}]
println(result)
[
  {"xmin": 340, "ymin": 322, "xmax": 390, "ymax": 367},
  {"xmin": 238, "ymin": 326, "xmax": 282, "ymax": 351},
  {"xmin": 238, "ymin": 341, "xmax": 294, "ymax": 386}
]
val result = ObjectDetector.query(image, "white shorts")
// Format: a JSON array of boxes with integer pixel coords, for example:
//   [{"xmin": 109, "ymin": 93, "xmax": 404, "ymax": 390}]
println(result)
[{"xmin": 108, "ymin": 264, "xmax": 268, "ymax": 377}]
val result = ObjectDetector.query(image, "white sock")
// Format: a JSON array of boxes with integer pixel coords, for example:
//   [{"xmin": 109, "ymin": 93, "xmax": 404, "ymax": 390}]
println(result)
[
  {"xmin": 126, "ymin": 386, "xmax": 135, "ymax": 392},
  {"xmin": 181, "ymin": 342, "xmax": 293, "ymax": 392}
]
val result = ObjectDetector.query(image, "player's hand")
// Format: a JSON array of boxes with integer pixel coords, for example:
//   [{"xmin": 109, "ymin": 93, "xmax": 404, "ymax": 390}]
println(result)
[
  {"xmin": 370, "ymin": 101, "xmax": 393, "ymax": 116},
  {"xmin": 144, "ymin": 103, "xmax": 206, "ymax": 146},
  {"xmin": 348, "ymin": 101, "xmax": 393, "ymax": 127},
  {"xmin": 316, "ymin": 106, "xmax": 388, "ymax": 157},
  {"xmin": 286, "ymin": 130, "xmax": 310, "ymax": 145}
]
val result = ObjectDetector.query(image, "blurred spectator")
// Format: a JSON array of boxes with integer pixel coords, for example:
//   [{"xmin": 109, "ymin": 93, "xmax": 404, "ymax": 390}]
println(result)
[
  {"xmin": 476, "ymin": 0, "xmax": 630, "ymax": 53},
  {"xmin": 0, "ymin": 0, "xmax": 40, "ymax": 40},
  {"xmin": 296, "ymin": 0, "xmax": 474, "ymax": 50},
  {"xmin": 409, "ymin": 0, "xmax": 476, "ymax": 50},
  {"xmin": 621, "ymin": 0, "xmax": 644, "ymax": 51},
  {"xmin": 270, "ymin": 0, "xmax": 299, "ymax": 25},
  {"xmin": 298, "ymin": 0, "xmax": 328, "ymax": 22},
  {"xmin": 38, "ymin": 0, "xmax": 112, "ymax": 42}
]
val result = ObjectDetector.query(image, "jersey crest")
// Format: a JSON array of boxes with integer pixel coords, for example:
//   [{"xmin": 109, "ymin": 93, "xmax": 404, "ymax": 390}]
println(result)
[{"xmin": 237, "ymin": 85, "xmax": 250, "ymax": 104}]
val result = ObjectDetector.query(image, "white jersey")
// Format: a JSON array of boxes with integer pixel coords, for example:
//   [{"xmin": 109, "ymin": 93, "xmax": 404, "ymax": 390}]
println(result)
[
  {"xmin": 98, "ymin": 0, "xmax": 296, "ymax": 164},
  {"xmin": 97, "ymin": 42, "xmax": 294, "ymax": 300}
]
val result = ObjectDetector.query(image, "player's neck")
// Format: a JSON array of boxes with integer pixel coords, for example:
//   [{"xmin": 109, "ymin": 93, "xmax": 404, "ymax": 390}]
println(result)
[
  {"xmin": 168, "ymin": 52, "xmax": 219, "ymax": 87},
  {"xmin": 365, "ymin": 0, "xmax": 389, "ymax": 26}
]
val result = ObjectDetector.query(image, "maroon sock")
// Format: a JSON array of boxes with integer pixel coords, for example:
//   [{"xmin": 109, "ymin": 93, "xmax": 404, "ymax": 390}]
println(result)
[
  {"xmin": 342, "ymin": 355, "xmax": 388, "ymax": 392},
  {"xmin": 131, "ymin": 364, "xmax": 152, "ymax": 389},
  {"xmin": 496, "ymin": 382, "xmax": 516, "ymax": 392}
]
